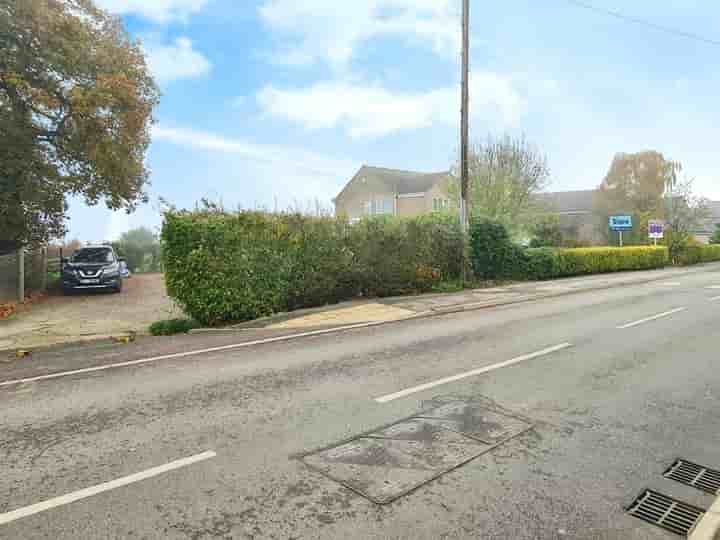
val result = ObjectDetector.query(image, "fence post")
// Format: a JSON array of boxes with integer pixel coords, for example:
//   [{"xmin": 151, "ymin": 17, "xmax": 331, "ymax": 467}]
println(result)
[
  {"xmin": 41, "ymin": 247, "xmax": 48, "ymax": 291},
  {"xmin": 17, "ymin": 246, "xmax": 25, "ymax": 303}
]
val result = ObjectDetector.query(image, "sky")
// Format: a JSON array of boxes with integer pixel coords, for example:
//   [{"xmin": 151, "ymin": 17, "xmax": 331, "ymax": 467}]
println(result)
[{"xmin": 67, "ymin": 0, "xmax": 720, "ymax": 241}]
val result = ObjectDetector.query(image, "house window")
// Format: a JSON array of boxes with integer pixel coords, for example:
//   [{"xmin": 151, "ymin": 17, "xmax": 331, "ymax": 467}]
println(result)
[
  {"xmin": 365, "ymin": 198, "xmax": 394, "ymax": 215},
  {"xmin": 433, "ymin": 198, "xmax": 449, "ymax": 212}
]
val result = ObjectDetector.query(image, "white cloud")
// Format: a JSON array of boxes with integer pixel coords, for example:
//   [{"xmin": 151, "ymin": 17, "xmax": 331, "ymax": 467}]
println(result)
[
  {"xmin": 95, "ymin": 0, "xmax": 209, "ymax": 23},
  {"xmin": 257, "ymin": 74, "xmax": 526, "ymax": 138},
  {"xmin": 259, "ymin": 0, "xmax": 459, "ymax": 68},
  {"xmin": 150, "ymin": 125, "xmax": 361, "ymax": 211},
  {"xmin": 151, "ymin": 126, "xmax": 357, "ymax": 178},
  {"xmin": 145, "ymin": 37, "xmax": 211, "ymax": 83}
]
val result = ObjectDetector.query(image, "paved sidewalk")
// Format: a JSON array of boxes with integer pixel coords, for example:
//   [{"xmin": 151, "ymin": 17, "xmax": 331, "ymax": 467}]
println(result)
[
  {"xmin": 3, "ymin": 263, "xmax": 719, "ymax": 352},
  {"xmin": 235, "ymin": 262, "xmax": 720, "ymax": 331},
  {"xmin": 268, "ymin": 303, "xmax": 416, "ymax": 329}
]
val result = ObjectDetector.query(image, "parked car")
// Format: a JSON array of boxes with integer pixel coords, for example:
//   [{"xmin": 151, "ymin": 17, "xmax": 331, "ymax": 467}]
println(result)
[{"xmin": 61, "ymin": 245, "xmax": 126, "ymax": 294}]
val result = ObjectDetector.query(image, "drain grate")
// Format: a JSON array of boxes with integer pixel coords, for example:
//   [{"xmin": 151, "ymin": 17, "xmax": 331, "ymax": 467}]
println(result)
[
  {"xmin": 665, "ymin": 459, "xmax": 720, "ymax": 495},
  {"xmin": 627, "ymin": 490, "xmax": 705, "ymax": 536}
]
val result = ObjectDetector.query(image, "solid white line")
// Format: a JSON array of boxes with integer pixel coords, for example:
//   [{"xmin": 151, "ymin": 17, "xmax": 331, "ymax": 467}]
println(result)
[
  {"xmin": 617, "ymin": 307, "xmax": 687, "ymax": 330},
  {"xmin": 710, "ymin": 296, "xmax": 720, "ymax": 302},
  {"xmin": 706, "ymin": 286, "xmax": 720, "ymax": 290},
  {"xmin": 0, "ymin": 319, "xmax": 401, "ymax": 388},
  {"xmin": 0, "ymin": 451, "xmax": 216, "ymax": 526},
  {"xmin": 374, "ymin": 343, "xmax": 573, "ymax": 404}
]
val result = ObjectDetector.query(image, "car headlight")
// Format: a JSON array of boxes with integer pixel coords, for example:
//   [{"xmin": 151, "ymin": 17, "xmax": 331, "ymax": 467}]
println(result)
[{"xmin": 103, "ymin": 264, "xmax": 120, "ymax": 277}]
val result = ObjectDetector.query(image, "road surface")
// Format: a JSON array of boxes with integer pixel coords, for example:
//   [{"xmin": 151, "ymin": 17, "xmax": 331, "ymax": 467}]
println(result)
[{"xmin": 2, "ymin": 269, "xmax": 720, "ymax": 539}]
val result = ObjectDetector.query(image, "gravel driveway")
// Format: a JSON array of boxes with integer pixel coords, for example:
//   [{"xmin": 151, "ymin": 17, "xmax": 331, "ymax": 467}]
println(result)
[{"xmin": 0, "ymin": 274, "xmax": 182, "ymax": 351}]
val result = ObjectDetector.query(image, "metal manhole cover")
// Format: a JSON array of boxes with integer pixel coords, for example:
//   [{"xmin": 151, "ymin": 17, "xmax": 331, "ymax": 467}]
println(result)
[
  {"xmin": 664, "ymin": 459, "xmax": 720, "ymax": 495},
  {"xmin": 627, "ymin": 489, "xmax": 705, "ymax": 536},
  {"xmin": 299, "ymin": 401, "xmax": 533, "ymax": 504}
]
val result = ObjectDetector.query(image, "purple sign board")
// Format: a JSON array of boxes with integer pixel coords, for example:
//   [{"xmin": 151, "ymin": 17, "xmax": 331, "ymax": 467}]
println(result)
[{"xmin": 648, "ymin": 220, "xmax": 664, "ymax": 240}]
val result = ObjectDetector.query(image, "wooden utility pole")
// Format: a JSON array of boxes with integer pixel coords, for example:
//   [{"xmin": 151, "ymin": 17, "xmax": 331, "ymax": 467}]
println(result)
[{"xmin": 460, "ymin": 0, "xmax": 470, "ymax": 232}]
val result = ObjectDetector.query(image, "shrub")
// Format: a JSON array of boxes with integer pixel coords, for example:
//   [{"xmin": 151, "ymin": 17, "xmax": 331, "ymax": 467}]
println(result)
[
  {"xmin": 470, "ymin": 219, "xmax": 670, "ymax": 281},
  {"xmin": 556, "ymin": 246, "xmax": 669, "ymax": 276},
  {"xmin": 673, "ymin": 244, "xmax": 720, "ymax": 266},
  {"xmin": 711, "ymin": 225, "xmax": 720, "ymax": 245},
  {"xmin": 469, "ymin": 219, "xmax": 521, "ymax": 279},
  {"xmin": 529, "ymin": 215, "xmax": 563, "ymax": 248},
  {"xmin": 347, "ymin": 214, "xmax": 463, "ymax": 296},
  {"xmin": 524, "ymin": 248, "xmax": 561, "ymax": 280},
  {"xmin": 149, "ymin": 318, "xmax": 200, "ymax": 336},
  {"xmin": 162, "ymin": 210, "xmax": 464, "ymax": 325}
]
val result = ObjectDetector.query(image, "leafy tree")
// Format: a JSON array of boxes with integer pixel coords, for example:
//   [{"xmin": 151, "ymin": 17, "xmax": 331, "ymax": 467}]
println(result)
[
  {"xmin": 529, "ymin": 214, "xmax": 563, "ymax": 248},
  {"xmin": 711, "ymin": 225, "xmax": 720, "ymax": 245},
  {"xmin": 0, "ymin": 0, "xmax": 159, "ymax": 246},
  {"xmin": 448, "ymin": 134, "xmax": 550, "ymax": 234},
  {"xmin": 112, "ymin": 227, "xmax": 161, "ymax": 273},
  {"xmin": 593, "ymin": 151, "xmax": 681, "ymax": 244},
  {"xmin": 663, "ymin": 177, "xmax": 709, "ymax": 260}
]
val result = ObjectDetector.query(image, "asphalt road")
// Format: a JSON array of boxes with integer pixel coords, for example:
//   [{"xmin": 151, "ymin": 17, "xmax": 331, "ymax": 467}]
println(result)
[{"xmin": 2, "ymin": 269, "xmax": 720, "ymax": 539}]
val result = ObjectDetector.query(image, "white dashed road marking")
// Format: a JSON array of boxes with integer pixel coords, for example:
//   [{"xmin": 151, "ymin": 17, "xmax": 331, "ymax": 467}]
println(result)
[
  {"xmin": 0, "ymin": 451, "xmax": 217, "ymax": 526},
  {"xmin": 0, "ymin": 320, "xmax": 405, "ymax": 388},
  {"xmin": 374, "ymin": 343, "xmax": 573, "ymax": 403},
  {"xmin": 617, "ymin": 307, "xmax": 687, "ymax": 330}
]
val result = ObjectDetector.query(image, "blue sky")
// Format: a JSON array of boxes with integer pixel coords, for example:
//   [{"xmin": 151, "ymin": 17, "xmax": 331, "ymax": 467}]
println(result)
[{"xmin": 69, "ymin": 0, "xmax": 720, "ymax": 241}]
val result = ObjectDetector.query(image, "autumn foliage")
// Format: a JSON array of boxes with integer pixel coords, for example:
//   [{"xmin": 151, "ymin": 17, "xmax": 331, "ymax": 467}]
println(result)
[{"xmin": 0, "ymin": 0, "xmax": 159, "ymax": 245}]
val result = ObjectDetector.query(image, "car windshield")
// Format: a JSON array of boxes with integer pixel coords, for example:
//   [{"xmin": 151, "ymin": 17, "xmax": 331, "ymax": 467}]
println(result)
[{"xmin": 71, "ymin": 248, "xmax": 113, "ymax": 264}]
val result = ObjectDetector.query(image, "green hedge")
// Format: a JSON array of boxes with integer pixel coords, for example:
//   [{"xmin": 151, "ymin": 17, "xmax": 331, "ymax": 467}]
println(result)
[
  {"xmin": 555, "ymin": 246, "xmax": 669, "ymax": 277},
  {"xmin": 523, "ymin": 248, "xmax": 562, "ymax": 280},
  {"xmin": 162, "ymin": 211, "xmax": 464, "ymax": 325},
  {"xmin": 470, "ymin": 219, "xmax": 670, "ymax": 280},
  {"xmin": 469, "ymin": 219, "xmax": 524, "ymax": 280},
  {"xmin": 522, "ymin": 247, "xmax": 669, "ymax": 280},
  {"xmin": 674, "ymin": 245, "xmax": 720, "ymax": 266}
]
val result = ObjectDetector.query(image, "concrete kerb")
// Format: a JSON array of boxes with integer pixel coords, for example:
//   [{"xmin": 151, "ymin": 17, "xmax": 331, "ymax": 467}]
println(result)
[
  {"xmin": 690, "ymin": 494, "xmax": 720, "ymax": 540},
  {"xmin": 6, "ymin": 262, "xmax": 720, "ymax": 354},
  {"xmin": 191, "ymin": 263, "xmax": 720, "ymax": 335}
]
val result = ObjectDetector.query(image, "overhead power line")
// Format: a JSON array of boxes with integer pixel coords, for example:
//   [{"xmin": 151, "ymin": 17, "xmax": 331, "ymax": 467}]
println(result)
[{"xmin": 563, "ymin": 0, "xmax": 720, "ymax": 47}]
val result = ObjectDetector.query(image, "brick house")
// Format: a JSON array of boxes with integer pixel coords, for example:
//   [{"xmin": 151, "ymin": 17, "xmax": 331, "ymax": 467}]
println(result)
[
  {"xmin": 533, "ymin": 189, "xmax": 605, "ymax": 245},
  {"xmin": 694, "ymin": 201, "xmax": 720, "ymax": 243},
  {"xmin": 333, "ymin": 165, "xmax": 453, "ymax": 222},
  {"xmin": 334, "ymin": 166, "xmax": 720, "ymax": 245}
]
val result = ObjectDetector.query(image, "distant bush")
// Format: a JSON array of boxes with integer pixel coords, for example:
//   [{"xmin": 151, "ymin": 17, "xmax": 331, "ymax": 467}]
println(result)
[
  {"xmin": 524, "ymin": 248, "xmax": 562, "ymax": 280},
  {"xmin": 555, "ymin": 246, "xmax": 669, "ymax": 276},
  {"xmin": 112, "ymin": 227, "xmax": 161, "ymax": 274},
  {"xmin": 149, "ymin": 318, "xmax": 200, "ymax": 336},
  {"xmin": 711, "ymin": 225, "xmax": 720, "ymax": 245},
  {"xmin": 162, "ymin": 210, "xmax": 464, "ymax": 326},
  {"xmin": 520, "ymin": 246, "xmax": 669, "ymax": 279},
  {"xmin": 470, "ymin": 219, "xmax": 669, "ymax": 280},
  {"xmin": 469, "ymin": 219, "xmax": 524, "ymax": 280},
  {"xmin": 529, "ymin": 215, "xmax": 563, "ymax": 248},
  {"xmin": 673, "ymin": 244, "xmax": 720, "ymax": 266}
]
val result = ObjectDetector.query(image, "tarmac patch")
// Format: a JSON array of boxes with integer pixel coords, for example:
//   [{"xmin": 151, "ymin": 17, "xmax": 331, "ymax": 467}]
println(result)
[{"xmin": 299, "ymin": 400, "xmax": 533, "ymax": 504}]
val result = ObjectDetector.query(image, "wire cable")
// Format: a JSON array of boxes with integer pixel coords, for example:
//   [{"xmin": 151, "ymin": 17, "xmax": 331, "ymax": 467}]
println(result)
[{"xmin": 563, "ymin": 0, "xmax": 720, "ymax": 47}]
